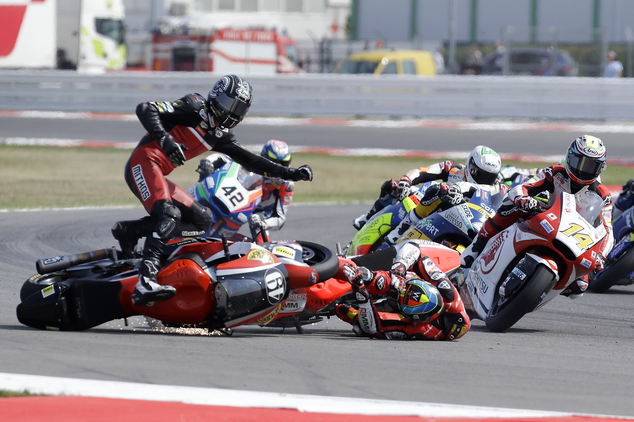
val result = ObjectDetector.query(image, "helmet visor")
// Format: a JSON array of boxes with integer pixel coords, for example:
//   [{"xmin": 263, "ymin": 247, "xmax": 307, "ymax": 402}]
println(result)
[
  {"xmin": 567, "ymin": 151, "xmax": 604, "ymax": 182},
  {"xmin": 214, "ymin": 94, "xmax": 250, "ymax": 119},
  {"xmin": 469, "ymin": 157, "xmax": 499, "ymax": 185}
]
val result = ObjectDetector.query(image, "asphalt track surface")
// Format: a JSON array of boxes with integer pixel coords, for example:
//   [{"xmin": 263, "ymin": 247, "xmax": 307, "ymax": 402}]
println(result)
[{"xmin": 2, "ymin": 116, "xmax": 634, "ymax": 419}]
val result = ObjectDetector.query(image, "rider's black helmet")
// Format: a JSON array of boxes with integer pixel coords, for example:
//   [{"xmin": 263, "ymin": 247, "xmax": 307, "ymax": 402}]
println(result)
[{"xmin": 207, "ymin": 75, "xmax": 253, "ymax": 129}]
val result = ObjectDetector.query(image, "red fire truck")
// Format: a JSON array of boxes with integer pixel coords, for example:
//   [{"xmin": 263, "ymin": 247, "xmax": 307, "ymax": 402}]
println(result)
[{"xmin": 152, "ymin": 27, "xmax": 302, "ymax": 74}]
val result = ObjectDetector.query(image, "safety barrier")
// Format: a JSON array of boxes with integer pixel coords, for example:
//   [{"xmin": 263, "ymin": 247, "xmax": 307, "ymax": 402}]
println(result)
[{"xmin": 0, "ymin": 70, "xmax": 632, "ymax": 121}]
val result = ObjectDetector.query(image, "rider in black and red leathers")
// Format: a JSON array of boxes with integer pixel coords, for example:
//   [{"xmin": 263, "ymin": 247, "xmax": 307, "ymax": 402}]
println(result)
[
  {"xmin": 112, "ymin": 74, "xmax": 313, "ymax": 306},
  {"xmin": 336, "ymin": 240, "xmax": 470, "ymax": 340},
  {"xmin": 461, "ymin": 135, "xmax": 613, "ymax": 299}
]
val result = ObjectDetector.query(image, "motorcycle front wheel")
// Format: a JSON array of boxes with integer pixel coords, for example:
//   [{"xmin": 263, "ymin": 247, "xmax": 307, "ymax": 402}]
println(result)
[
  {"xmin": 589, "ymin": 246, "xmax": 634, "ymax": 293},
  {"xmin": 485, "ymin": 265, "xmax": 556, "ymax": 333}
]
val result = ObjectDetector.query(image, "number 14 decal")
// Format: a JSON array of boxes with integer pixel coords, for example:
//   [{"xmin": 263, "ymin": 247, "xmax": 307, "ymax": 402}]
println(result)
[{"xmin": 562, "ymin": 223, "xmax": 593, "ymax": 250}]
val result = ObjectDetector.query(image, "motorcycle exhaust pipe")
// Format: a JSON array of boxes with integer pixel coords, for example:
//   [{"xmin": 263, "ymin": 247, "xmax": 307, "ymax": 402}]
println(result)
[{"xmin": 36, "ymin": 248, "xmax": 117, "ymax": 274}]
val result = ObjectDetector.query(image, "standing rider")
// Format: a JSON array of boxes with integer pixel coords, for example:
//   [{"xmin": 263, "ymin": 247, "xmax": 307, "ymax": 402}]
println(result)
[
  {"xmin": 461, "ymin": 135, "xmax": 614, "ymax": 299},
  {"xmin": 336, "ymin": 240, "xmax": 470, "ymax": 340},
  {"xmin": 112, "ymin": 75, "xmax": 313, "ymax": 306},
  {"xmin": 353, "ymin": 145, "xmax": 503, "ymax": 230}
]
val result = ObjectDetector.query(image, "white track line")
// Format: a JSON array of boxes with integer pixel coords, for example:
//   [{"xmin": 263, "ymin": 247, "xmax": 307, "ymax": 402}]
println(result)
[{"xmin": 0, "ymin": 372, "xmax": 574, "ymax": 418}]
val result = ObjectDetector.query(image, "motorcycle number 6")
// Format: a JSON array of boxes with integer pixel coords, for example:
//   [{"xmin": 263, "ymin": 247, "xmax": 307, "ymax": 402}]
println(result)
[{"xmin": 265, "ymin": 270, "xmax": 286, "ymax": 304}]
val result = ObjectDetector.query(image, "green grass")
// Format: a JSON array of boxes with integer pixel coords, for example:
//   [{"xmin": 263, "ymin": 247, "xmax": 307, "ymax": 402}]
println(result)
[
  {"xmin": 0, "ymin": 145, "xmax": 631, "ymax": 210},
  {"xmin": 0, "ymin": 390, "xmax": 35, "ymax": 397}
]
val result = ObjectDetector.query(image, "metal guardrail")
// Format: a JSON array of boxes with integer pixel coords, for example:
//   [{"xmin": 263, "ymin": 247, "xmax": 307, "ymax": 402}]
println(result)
[{"xmin": 0, "ymin": 70, "xmax": 633, "ymax": 121}]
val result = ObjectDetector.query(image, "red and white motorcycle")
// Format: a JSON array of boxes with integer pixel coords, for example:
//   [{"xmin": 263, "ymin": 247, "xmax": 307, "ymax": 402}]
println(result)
[{"xmin": 454, "ymin": 190, "xmax": 610, "ymax": 332}]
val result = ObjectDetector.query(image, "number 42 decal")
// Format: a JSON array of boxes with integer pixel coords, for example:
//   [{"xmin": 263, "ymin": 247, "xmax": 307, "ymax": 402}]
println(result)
[
  {"xmin": 562, "ymin": 223, "xmax": 593, "ymax": 250},
  {"xmin": 222, "ymin": 186, "xmax": 244, "ymax": 207}
]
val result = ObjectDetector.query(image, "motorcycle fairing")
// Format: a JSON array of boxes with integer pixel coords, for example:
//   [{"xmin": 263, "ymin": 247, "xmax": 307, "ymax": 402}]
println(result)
[
  {"xmin": 546, "ymin": 195, "xmax": 607, "ymax": 258},
  {"xmin": 188, "ymin": 160, "xmax": 262, "ymax": 238},
  {"xmin": 215, "ymin": 261, "xmax": 289, "ymax": 328},
  {"xmin": 348, "ymin": 189, "xmax": 422, "ymax": 256},
  {"xmin": 403, "ymin": 186, "xmax": 497, "ymax": 251}
]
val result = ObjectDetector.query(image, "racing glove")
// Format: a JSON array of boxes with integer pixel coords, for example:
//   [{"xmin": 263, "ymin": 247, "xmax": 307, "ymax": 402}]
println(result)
[
  {"xmin": 287, "ymin": 165, "xmax": 313, "ymax": 182},
  {"xmin": 196, "ymin": 158, "xmax": 215, "ymax": 182},
  {"xmin": 159, "ymin": 134, "xmax": 188, "ymax": 167},
  {"xmin": 440, "ymin": 185, "xmax": 464, "ymax": 206},
  {"xmin": 343, "ymin": 264, "xmax": 372, "ymax": 304},
  {"xmin": 250, "ymin": 214, "xmax": 268, "ymax": 233},
  {"xmin": 397, "ymin": 176, "xmax": 412, "ymax": 201},
  {"xmin": 379, "ymin": 180, "xmax": 400, "ymax": 202},
  {"xmin": 388, "ymin": 272, "xmax": 407, "ymax": 293},
  {"xmin": 513, "ymin": 196, "xmax": 540, "ymax": 214}
]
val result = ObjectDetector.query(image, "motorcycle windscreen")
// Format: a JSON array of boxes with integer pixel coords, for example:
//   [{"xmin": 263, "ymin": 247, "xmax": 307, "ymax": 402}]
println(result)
[{"xmin": 575, "ymin": 190, "xmax": 604, "ymax": 228}]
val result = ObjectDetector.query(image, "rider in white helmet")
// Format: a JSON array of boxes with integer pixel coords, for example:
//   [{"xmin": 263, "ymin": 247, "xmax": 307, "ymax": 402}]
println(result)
[
  {"xmin": 381, "ymin": 147, "xmax": 505, "ymax": 245},
  {"xmin": 353, "ymin": 146, "xmax": 503, "ymax": 231}
]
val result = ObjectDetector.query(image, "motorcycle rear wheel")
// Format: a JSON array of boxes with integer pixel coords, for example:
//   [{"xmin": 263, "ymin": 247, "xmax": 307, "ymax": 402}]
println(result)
[
  {"xmin": 20, "ymin": 273, "xmax": 66, "ymax": 302},
  {"xmin": 589, "ymin": 246, "xmax": 634, "ymax": 293},
  {"xmin": 486, "ymin": 265, "xmax": 556, "ymax": 333}
]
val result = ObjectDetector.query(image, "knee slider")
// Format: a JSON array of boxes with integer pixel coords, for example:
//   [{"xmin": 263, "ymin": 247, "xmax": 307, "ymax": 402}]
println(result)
[{"xmin": 151, "ymin": 200, "xmax": 182, "ymax": 240}]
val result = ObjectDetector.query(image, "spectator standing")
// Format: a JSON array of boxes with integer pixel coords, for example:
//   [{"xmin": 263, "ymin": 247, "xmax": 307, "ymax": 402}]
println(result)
[
  {"xmin": 434, "ymin": 46, "xmax": 445, "ymax": 74},
  {"xmin": 601, "ymin": 51, "xmax": 623, "ymax": 78},
  {"xmin": 463, "ymin": 44, "xmax": 483, "ymax": 74}
]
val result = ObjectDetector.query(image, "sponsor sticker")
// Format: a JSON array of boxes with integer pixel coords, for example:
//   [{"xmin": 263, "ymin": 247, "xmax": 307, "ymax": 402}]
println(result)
[
  {"xmin": 257, "ymin": 304, "xmax": 282, "ymax": 324},
  {"xmin": 511, "ymin": 267, "xmax": 526, "ymax": 280},
  {"xmin": 42, "ymin": 285, "xmax": 55, "ymax": 298},
  {"xmin": 272, "ymin": 246, "xmax": 295, "ymax": 258},
  {"xmin": 540, "ymin": 220, "xmax": 554, "ymax": 233},
  {"xmin": 247, "ymin": 249, "xmax": 275, "ymax": 264},
  {"xmin": 580, "ymin": 258, "xmax": 592, "ymax": 268},
  {"xmin": 132, "ymin": 164, "xmax": 151, "ymax": 201}
]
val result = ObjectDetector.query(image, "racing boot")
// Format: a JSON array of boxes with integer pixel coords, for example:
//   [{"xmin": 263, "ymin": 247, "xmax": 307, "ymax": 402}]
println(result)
[
  {"xmin": 132, "ymin": 256, "xmax": 176, "ymax": 307},
  {"xmin": 384, "ymin": 209, "xmax": 420, "ymax": 245},
  {"xmin": 352, "ymin": 213, "xmax": 369, "ymax": 231},
  {"xmin": 460, "ymin": 234, "xmax": 489, "ymax": 268},
  {"xmin": 560, "ymin": 276, "xmax": 589, "ymax": 299},
  {"xmin": 131, "ymin": 201, "xmax": 181, "ymax": 306},
  {"xmin": 111, "ymin": 217, "xmax": 153, "ymax": 259}
]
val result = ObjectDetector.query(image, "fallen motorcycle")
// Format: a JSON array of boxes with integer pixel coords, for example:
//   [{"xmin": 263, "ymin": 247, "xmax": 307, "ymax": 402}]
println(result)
[
  {"xmin": 453, "ymin": 190, "xmax": 610, "ymax": 332},
  {"xmin": 16, "ymin": 236, "xmax": 345, "ymax": 333}
]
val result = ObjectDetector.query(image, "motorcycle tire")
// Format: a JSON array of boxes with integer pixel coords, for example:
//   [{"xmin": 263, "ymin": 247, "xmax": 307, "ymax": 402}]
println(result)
[
  {"xmin": 295, "ymin": 240, "xmax": 339, "ymax": 282},
  {"xmin": 20, "ymin": 272, "xmax": 66, "ymax": 302},
  {"xmin": 589, "ymin": 246, "xmax": 634, "ymax": 293},
  {"xmin": 486, "ymin": 265, "xmax": 556, "ymax": 333}
]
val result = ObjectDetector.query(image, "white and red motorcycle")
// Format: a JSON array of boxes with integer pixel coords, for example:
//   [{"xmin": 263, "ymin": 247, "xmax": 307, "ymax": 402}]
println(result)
[{"xmin": 453, "ymin": 190, "xmax": 610, "ymax": 332}]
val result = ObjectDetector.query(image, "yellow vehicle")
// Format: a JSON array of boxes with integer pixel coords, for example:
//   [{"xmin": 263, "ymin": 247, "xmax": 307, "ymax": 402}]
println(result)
[{"xmin": 333, "ymin": 49, "xmax": 436, "ymax": 76}]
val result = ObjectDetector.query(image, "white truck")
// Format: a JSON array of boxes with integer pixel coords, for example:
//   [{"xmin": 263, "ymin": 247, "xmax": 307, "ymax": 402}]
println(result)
[{"xmin": 0, "ymin": 0, "xmax": 126, "ymax": 72}]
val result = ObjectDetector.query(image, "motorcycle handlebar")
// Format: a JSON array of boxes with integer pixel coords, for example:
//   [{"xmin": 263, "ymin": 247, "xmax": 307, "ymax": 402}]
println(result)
[{"xmin": 36, "ymin": 248, "xmax": 115, "ymax": 274}]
